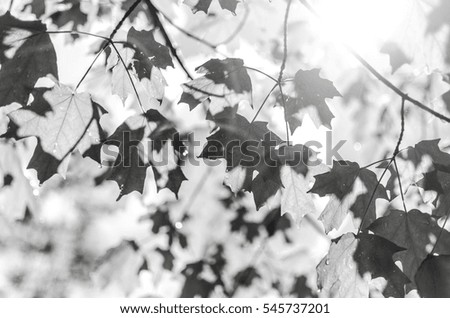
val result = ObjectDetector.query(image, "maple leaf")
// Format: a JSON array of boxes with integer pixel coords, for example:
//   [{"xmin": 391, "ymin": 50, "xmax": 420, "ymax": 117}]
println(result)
[
  {"xmin": 109, "ymin": 47, "xmax": 136, "ymax": 103},
  {"xmin": 7, "ymin": 83, "xmax": 105, "ymax": 161},
  {"xmin": 278, "ymin": 145, "xmax": 318, "ymax": 225},
  {"xmin": 200, "ymin": 108, "xmax": 281, "ymax": 169},
  {"xmin": 101, "ymin": 110, "xmax": 186, "ymax": 199},
  {"xmin": 102, "ymin": 115, "xmax": 149, "ymax": 200},
  {"xmin": 369, "ymin": 209, "xmax": 450, "ymax": 283},
  {"xmin": 309, "ymin": 161, "xmax": 388, "ymax": 232},
  {"xmin": 27, "ymin": 142, "xmax": 69, "ymax": 184},
  {"xmin": 183, "ymin": 0, "xmax": 240, "ymax": 14},
  {"xmin": 179, "ymin": 58, "xmax": 252, "ymax": 112},
  {"xmin": 380, "ymin": 42, "xmax": 411, "ymax": 74},
  {"xmin": 22, "ymin": 0, "xmax": 46, "ymax": 18},
  {"xmin": 200, "ymin": 108, "xmax": 289, "ymax": 209},
  {"xmin": 283, "ymin": 68, "xmax": 341, "ymax": 131},
  {"xmin": 252, "ymin": 173, "xmax": 280, "ymax": 210},
  {"xmin": 415, "ymin": 255, "xmax": 450, "ymax": 298},
  {"xmin": 401, "ymin": 139, "xmax": 450, "ymax": 172},
  {"xmin": 152, "ymin": 165, "xmax": 187, "ymax": 199},
  {"xmin": 0, "ymin": 12, "xmax": 58, "ymax": 107},
  {"xmin": 317, "ymin": 233, "xmax": 409, "ymax": 298},
  {"xmin": 280, "ymin": 166, "xmax": 315, "ymax": 225},
  {"xmin": 49, "ymin": 1, "xmax": 88, "ymax": 38}
]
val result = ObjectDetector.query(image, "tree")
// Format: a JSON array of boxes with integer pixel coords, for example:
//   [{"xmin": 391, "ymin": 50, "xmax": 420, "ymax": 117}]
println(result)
[{"xmin": 1, "ymin": 0, "xmax": 450, "ymax": 298}]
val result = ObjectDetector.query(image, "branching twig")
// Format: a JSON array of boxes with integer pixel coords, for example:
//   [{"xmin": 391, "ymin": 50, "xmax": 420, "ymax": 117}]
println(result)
[{"xmin": 298, "ymin": 0, "xmax": 450, "ymax": 124}]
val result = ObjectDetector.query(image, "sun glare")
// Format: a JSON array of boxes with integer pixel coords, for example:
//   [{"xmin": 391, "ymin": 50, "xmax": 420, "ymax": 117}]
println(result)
[{"xmin": 313, "ymin": 0, "xmax": 410, "ymax": 52}]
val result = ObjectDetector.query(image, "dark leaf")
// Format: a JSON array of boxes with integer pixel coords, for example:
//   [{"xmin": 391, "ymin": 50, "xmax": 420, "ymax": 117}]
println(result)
[
  {"xmin": 8, "ymin": 83, "xmax": 105, "ymax": 160},
  {"xmin": 49, "ymin": 2, "xmax": 88, "ymax": 37},
  {"xmin": 179, "ymin": 58, "xmax": 252, "ymax": 111},
  {"xmin": 127, "ymin": 27, "xmax": 173, "ymax": 70},
  {"xmin": 23, "ymin": 0, "xmax": 46, "ymax": 18},
  {"xmin": 317, "ymin": 233, "xmax": 408, "ymax": 298},
  {"xmin": 104, "ymin": 116, "xmax": 149, "ymax": 200},
  {"xmin": 415, "ymin": 255, "xmax": 450, "ymax": 298},
  {"xmin": 309, "ymin": 161, "xmax": 388, "ymax": 232},
  {"xmin": 27, "ymin": 142, "xmax": 64, "ymax": 184}
]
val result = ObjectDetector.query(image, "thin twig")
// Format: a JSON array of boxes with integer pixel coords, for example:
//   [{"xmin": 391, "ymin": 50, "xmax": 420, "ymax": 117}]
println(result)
[
  {"xmin": 298, "ymin": 0, "xmax": 450, "ymax": 123},
  {"xmin": 8, "ymin": 0, "xmax": 13, "ymax": 11},
  {"xmin": 278, "ymin": 0, "xmax": 292, "ymax": 145}
]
